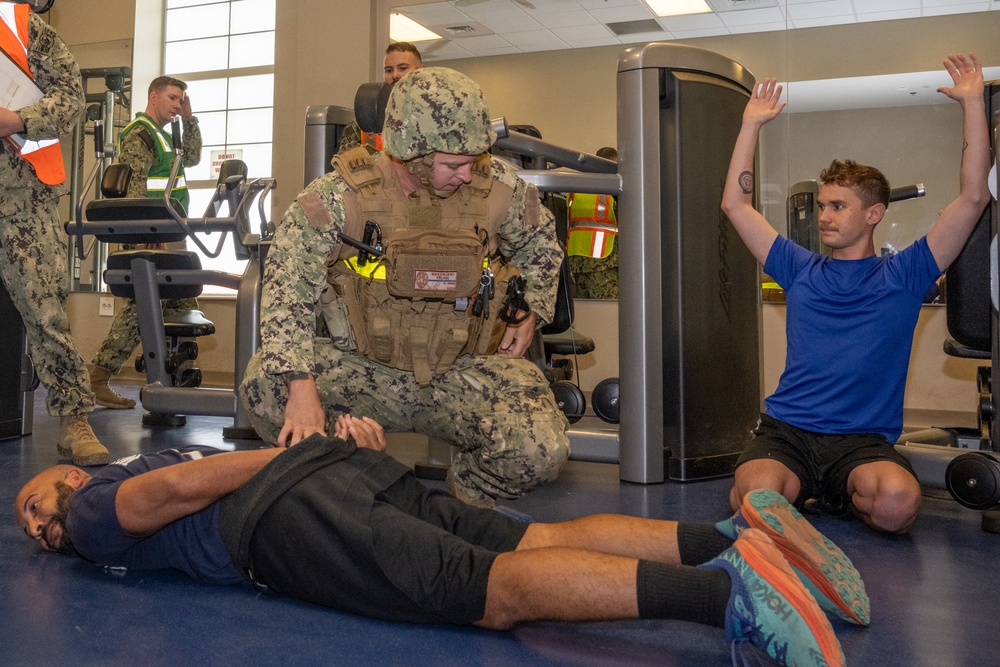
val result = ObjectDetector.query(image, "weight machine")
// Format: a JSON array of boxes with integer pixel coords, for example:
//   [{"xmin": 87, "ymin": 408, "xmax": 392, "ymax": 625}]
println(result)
[{"xmin": 67, "ymin": 118, "xmax": 276, "ymax": 438}]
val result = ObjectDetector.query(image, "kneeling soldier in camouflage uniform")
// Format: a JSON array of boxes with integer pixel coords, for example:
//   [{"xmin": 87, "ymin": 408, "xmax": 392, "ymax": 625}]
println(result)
[{"xmin": 241, "ymin": 67, "xmax": 570, "ymax": 507}]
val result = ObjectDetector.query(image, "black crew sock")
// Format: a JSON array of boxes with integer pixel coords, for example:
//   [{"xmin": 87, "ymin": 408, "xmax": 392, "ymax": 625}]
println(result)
[
  {"xmin": 676, "ymin": 522, "xmax": 736, "ymax": 566},
  {"xmin": 636, "ymin": 560, "xmax": 731, "ymax": 627}
]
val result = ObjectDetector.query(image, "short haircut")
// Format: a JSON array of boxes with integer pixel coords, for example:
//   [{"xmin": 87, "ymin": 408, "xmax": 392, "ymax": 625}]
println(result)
[
  {"xmin": 819, "ymin": 159, "xmax": 890, "ymax": 208},
  {"xmin": 148, "ymin": 76, "xmax": 188, "ymax": 96},
  {"xmin": 386, "ymin": 41, "xmax": 422, "ymax": 62}
]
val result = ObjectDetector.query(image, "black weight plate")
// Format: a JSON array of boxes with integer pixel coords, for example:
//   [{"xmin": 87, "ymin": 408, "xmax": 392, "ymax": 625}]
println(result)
[
  {"xmin": 592, "ymin": 377, "xmax": 620, "ymax": 424},
  {"xmin": 551, "ymin": 380, "xmax": 585, "ymax": 424}
]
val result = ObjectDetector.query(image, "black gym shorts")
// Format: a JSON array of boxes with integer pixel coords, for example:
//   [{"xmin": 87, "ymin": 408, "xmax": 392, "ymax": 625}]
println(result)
[
  {"xmin": 237, "ymin": 443, "xmax": 530, "ymax": 625},
  {"xmin": 735, "ymin": 413, "xmax": 918, "ymax": 514}
]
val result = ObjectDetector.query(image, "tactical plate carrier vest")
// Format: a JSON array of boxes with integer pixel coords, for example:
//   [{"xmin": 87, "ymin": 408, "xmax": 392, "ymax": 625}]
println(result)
[{"xmin": 299, "ymin": 148, "xmax": 532, "ymax": 386}]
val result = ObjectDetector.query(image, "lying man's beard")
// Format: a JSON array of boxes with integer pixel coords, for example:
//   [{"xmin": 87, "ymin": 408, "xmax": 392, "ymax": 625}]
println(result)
[{"xmin": 49, "ymin": 481, "xmax": 77, "ymax": 556}]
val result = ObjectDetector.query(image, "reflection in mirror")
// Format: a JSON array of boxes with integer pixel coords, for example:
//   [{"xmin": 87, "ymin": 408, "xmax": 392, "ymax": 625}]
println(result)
[
  {"xmin": 761, "ymin": 64, "xmax": 1000, "ymax": 305},
  {"xmin": 387, "ymin": 2, "xmax": 1000, "ymax": 304}
]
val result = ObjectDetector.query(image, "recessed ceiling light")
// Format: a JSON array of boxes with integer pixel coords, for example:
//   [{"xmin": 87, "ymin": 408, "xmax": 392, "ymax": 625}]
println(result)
[
  {"xmin": 390, "ymin": 13, "xmax": 442, "ymax": 42},
  {"xmin": 643, "ymin": 0, "xmax": 713, "ymax": 17}
]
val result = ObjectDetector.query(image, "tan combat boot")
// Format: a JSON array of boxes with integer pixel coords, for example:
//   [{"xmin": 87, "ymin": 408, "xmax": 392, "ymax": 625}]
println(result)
[
  {"xmin": 88, "ymin": 364, "xmax": 136, "ymax": 409},
  {"xmin": 57, "ymin": 415, "xmax": 110, "ymax": 466}
]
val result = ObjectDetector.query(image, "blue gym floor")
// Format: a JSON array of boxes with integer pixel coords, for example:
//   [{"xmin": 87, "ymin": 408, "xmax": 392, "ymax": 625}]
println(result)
[{"xmin": 2, "ymin": 387, "xmax": 996, "ymax": 666}]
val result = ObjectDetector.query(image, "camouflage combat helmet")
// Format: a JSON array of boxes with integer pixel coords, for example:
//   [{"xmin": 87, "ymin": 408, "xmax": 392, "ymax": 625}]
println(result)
[{"xmin": 383, "ymin": 67, "xmax": 497, "ymax": 160}]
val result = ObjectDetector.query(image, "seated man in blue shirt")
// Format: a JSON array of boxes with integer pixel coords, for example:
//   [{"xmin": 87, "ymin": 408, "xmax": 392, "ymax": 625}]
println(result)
[
  {"xmin": 721, "ymin": 53, "xmax": 991, "ymax": 534},
  {"xmin": 16, "ymin": 415, "xmax": 869, "ymax": 667}
]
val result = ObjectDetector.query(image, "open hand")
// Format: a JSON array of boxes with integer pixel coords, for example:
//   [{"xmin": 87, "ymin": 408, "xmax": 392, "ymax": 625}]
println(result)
[
  {"xmin": 938, "ymin": 53, "xmax": 983, "ymax": 103},
  {"xmin": 743, "ymin": 78, "xmax": 785, "ymax": 127}
]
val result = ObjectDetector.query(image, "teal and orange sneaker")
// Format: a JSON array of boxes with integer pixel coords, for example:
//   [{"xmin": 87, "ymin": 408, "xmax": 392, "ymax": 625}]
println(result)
[
  {"xmin": 702, "ymin": 528, "xmax": 845, "ymax": 667},
  {"xmin": 717, "ymin": 488, "xmax": 870, "ymax": 626}
]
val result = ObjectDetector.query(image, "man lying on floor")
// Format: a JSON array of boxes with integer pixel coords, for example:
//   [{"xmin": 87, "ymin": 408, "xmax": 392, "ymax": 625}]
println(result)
[{"xmin": 15, "ymin": 415, "xmax": 867, "ymax": 667}]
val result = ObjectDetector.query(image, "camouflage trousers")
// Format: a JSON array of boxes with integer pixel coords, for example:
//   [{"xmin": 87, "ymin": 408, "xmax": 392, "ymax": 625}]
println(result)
[
  {"xmin": 569, "ymin": 247, "xmax": 619, "ymax": 300},
  {"xmin": 92, "ymin": 297, "xmax": 199, "ymax": 373},
  {"xmin": 240, "ymin": 339, "xmax": 571, "ymax": 502},
  {"xmin": 0, "ymin": 201, "xmax": 93, "ymax": 415}
]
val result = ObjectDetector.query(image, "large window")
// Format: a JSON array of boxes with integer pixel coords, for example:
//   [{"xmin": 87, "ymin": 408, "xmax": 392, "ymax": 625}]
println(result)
[{"xmin": 164, "ymin": 0, "xmax": 275, "ymax": 290}]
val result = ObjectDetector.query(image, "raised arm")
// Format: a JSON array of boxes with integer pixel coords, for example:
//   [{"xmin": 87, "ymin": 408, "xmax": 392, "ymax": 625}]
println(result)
[
  {"xmin": 721, "ymin": 78, "xmax": 785, "ymax": 265},
  {"xmin": 115, "ymin": 448, "xmax": 284, "ymax": 536},
  {"xmin": 925, "ymin": 53, "xmax": 992, "ymax": 271}
]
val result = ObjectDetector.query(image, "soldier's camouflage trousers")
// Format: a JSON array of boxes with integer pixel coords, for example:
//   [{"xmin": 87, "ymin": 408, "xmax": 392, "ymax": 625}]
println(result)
[
  {"xmin": 92, "ymin": 297, "xmax": 199, "ymax": 372},
  {"xmin": 0, "ymin": 201, "xmax": 93, "ymax": 415},
  {"xmin": 240, "ymin": 338, "xmax": 571, "ymax": 502}
]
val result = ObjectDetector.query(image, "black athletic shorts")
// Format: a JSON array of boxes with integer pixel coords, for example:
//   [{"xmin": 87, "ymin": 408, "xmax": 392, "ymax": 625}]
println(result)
[
  {"xmin": 735, "ymin": 413, "xmax": 918, "ymax": 514},
  {"xmin": 227, "ymin": 438, "xmax": 530, "ymax": 625}
]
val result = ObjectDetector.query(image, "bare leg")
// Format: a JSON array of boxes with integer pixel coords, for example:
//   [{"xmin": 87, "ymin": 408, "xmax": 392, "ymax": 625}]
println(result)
[
  {"xmin": 477, "ymin": 547, "xmax": 639, "ymax": 629},
  {"xmin": 730, "ymin": 459, "xmax": 802, "ymax": 510},
  {"xmin": 848, "ymin": 460, "xmax": 921, "ymax": 533},
  {"xmin": 517, "ymin": 514, "xmax": 682, "ymax": 563}
]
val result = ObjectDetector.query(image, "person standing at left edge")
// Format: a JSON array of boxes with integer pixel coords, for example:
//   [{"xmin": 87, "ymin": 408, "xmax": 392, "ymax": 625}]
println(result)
[{"xmin": 0, "ymin": 0, "xmax": 108, "ymax": 465}]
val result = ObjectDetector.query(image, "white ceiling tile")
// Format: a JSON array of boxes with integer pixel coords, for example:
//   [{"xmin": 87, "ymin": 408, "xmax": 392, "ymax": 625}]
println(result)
[
  {"xmin": 921, "ymin": 0, "xmax": 989, "ymax": 6},
  {"xmin": 588, "ymin": 4, "xmax": 657, "ymax": 23},
  {"xmin": 670, "ymin": 26, "xmax": 732, "ymax": 37},
  {"xmin": 459, "ymin": 5, "xmax": 544, "ymax": 32},
  {"xmin": 858, "ymin": 9, "xmax": 921, "ymax": 21},
  {"xmin": 519, "ymin": 40, "xmax": 576, "ymax": 51},
  {"xmin": 397, "ymin": 3, "xmax": 472, "ymax": 26},
  {"xmin": 453, "ymin": 34, "xmax": 514, "ymax": 50},
  {"xmin": 786, "ymin": 0, "xmax": 854, "ymax": 20},
  {"xmin": 789, "ymin": 13, "xmax": 857, "ymax": 27},
  {"xmin": 563, "ymin": 36, "xmax": 624, "ymax": 47},
  {"xmin": 551, "ymin": 23, "xmax": 617, "ymax": 40},
  {"xmin": 657, "ymin": 12, "xmax": 725, "ymax": 29},
  {"xmin": 716, "ymin": 6, "xmax": 786, "ymax": 26},
  {"xmin": 576, "ymin": 0, "xmax": 645, "ymax": 8},
  {"xmin": 922, "ymin": 3, "xmax": 989, "ymax": 15},
  {"xmin": 421, "ymin": 41, "xmax": 474, "ymax": 61},
  {"xmin": 473, "ymin": 45, "xmax": 525, "ymax": 57},
  {"xmin": 533, "ymin": 9, "xmax": 600, "ymax": 28},
  {"xmin": 851, "ymin": 0, "xmax": 919, "ymax": 11},
  {"xmin": 504, "ymin": 28, "xmax": 560, "ymax": 46},
  {"xmin": 520, "ymin": 0, "xmax": 586, "ymax": 14},
  {"xmin": 725, "ymin": 21, "xmax": 787, "ymax": 33},
  {"xmin": 618, "ymin": 29, "xmax": 675, "ymax": 43}
]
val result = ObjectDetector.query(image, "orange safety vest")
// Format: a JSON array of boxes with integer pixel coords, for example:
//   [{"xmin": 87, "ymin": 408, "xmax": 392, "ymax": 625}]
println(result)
[
  {"xmin": 0, "ymin": 2, "xmax": 65, "ymax": 185},
  {"xmin": 566, "ymin": 192, "xmax": 617, "ymax": 259}
]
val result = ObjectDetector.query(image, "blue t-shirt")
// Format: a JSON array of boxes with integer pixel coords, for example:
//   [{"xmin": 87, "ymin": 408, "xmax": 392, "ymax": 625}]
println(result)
[
  {"xmin": 66, "ymin": 446, "xmax": 244, "ymax": 585},
  {"xmin": 764, "ymin": 235, "xmax": 941, "ymax": 442}
]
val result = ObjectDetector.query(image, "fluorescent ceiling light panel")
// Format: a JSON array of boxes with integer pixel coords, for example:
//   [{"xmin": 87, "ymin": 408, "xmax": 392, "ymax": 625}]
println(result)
[
  {"xmin": 644, "ymin": 0, "xmax": 712, "ymax": 17},
  {"xmin": 390, "ymin": 13, "xmax": 442, "ymax": 42}
]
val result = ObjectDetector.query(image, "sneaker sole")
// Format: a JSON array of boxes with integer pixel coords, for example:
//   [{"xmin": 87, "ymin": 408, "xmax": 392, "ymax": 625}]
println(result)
[
  {"xmin": 735, "ymin": 530, "xmax": 844, "ymax": 667},
  {"xmin": 744, "ymin": 489, "xmax": 870, "ymax": 625}
]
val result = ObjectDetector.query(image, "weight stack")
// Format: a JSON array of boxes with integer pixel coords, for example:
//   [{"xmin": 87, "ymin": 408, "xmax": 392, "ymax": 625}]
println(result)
[{"xmin": 617, "ymin": 43, "xmax": 760, "ymax": 482}]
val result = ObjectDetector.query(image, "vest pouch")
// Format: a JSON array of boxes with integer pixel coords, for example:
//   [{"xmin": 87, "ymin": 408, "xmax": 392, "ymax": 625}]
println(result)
[
  {"xmin": 319, "ymin": 275, "xmax": 357, "ymax": 351},
  {"xmin": 403, "ymin": 302, "xmax": 470, "ymax": 386},
  {"xmin": 327, "ymin": 263, "xmax": 373, "ymax": 356},
  {"xmin": 384, "ymin": 229, "xmax": 485, "ymax": 300},
  {"xmin": 465, "ymin": 262, "xmax": 520, "ymax": 356}
]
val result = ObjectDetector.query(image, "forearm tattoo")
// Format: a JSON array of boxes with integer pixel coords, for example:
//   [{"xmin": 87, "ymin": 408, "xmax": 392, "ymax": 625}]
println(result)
[{"xmin": 739, "ymin": 171, "xmax": 754, "ymax": 194}]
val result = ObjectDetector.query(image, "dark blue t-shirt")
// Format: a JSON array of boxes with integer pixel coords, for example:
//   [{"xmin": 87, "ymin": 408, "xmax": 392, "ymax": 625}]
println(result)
[
  {"xmin": 764, "ymin": 235, "xmax": 941, "ymax": 442},
  {"xmin": 66, "ymin": 446, "xmax": 244, "ymax": 585}
]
